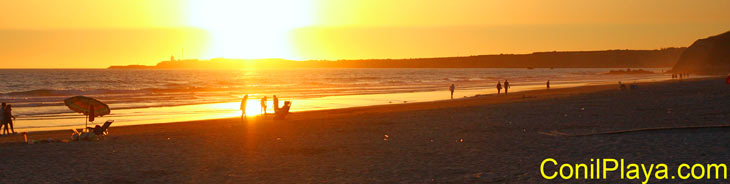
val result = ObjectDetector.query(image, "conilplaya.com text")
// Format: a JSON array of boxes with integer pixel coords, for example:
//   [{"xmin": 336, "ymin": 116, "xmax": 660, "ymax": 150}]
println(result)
[{"xmin": 540, "ymin": 158, "xmax": 727, "ymax": 184}]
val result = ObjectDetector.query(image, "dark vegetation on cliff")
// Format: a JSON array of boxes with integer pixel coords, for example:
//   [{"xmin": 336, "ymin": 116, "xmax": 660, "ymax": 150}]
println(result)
[{"xmin": 672, "ymin": 31, "xmax": 730, "ymax": 74}]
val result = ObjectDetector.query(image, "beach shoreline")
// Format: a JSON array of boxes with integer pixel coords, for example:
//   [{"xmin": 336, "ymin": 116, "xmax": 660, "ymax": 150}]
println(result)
[
  {"xmin": 5, "ymin": 68, "xmax": 675, "ymax": 132},
  {"xmin": 12, "ymin": 73, "xmax": 678, "ymax": 133},
  {"xmin": 1, "ymin": 76, "xmax": 728, "ymax": 183},
  {"xmin": 2, "ymin": 77, "xmax": 678, "ymax": 142}
]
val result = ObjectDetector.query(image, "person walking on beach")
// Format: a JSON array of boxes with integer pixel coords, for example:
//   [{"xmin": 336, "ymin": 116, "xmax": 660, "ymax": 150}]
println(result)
[
  {"xmin": 504, "ymin": 80, "xmax": 511, "ymax": 94},
  {"xmin": 260, "ymin": 96, "xmax": 268, "ymax": 115},
  {"xmin": 449, "ymin": 84, "xmax": 455, "ymax": 99},
  {"xmin": 3, "ymin": 104, "xmax": 16, "ymax": 135},
  {"xmin": 546, "ymin": 80, "xmax": 550, "ymax": 90},
  {"xmin": 240, "ymin": 94, "xmax": 248, "ymax": 120},
  {"xmin": 496, "ymin": 82, "xmax": 502, "ymax": 94},
  {"xmin": 273, "ymin": 95, "xmax": 280, "ymax": 113}
]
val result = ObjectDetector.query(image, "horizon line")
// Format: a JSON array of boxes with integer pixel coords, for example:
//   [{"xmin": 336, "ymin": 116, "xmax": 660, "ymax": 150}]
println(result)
[{"xmin": 1, "ymin": 47, "xmax": 686, "ymax": 69}]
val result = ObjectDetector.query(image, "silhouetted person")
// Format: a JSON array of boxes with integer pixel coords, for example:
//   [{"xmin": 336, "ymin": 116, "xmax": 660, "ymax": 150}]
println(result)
[
  {"xmin": 273, "ymin": 95, "xmax": 280, "ymax": 113},
  {"xmin": 449, "ymin": 84, "xmax": 455, "ymax": 99},
  {"xmin": 240, "ymin": 94, "xmax": 248, "ymax": 120},
  {"xmin": 504, "ymin": 80, "xmax": 510, "ymax": 94},
  {"xmin": 546, "ymin": 80, "xmax": 550, "ymax": 90},
  {"xmin": 0, "ymin": 103, "xmax": 5, "ymax": 134},
  {"xmin": 261, "ymin": 96, "xmax": 267, "ymax": 115},
  {"xmin": 497, "ymin": 82, "xmax": 502, "ymax": 94},
  {"xmin": 3, "ymin": 104, "xmax": 15, "ymax": 135},
  {"xmin": 618, "ymin": 81, "xmax": 626, "ymax": 90}
]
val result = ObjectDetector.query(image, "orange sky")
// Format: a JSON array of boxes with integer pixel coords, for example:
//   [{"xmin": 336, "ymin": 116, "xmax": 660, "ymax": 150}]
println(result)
[{"xmin": 0, "ymin": 0, "xmax": 729, "ymax": 68}]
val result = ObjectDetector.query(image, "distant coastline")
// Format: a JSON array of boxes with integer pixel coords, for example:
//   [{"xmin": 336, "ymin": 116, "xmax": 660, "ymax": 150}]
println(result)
[{"xmin": 109, "ymin": 48, "xmax": 685, "ymax": 69}]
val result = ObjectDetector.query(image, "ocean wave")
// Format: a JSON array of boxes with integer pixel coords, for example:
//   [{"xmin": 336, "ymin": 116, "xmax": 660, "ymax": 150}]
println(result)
[
  {"xmin": 324, "ymin": 76, "xmax": 381, "ymax": 81},
  {"xmin": 3, "ymin": 85, "xmax": 239, "ymax": 98},
  {"xmin": 2, "ymin": 88, "xmax": 157, "ymax": 97},
  {"xmin": 442, "ymin": 77, "xmax": 478, "ymax": 82},
  {"xmin": 4, "ymin": 89, "xmax": 85, "ymax": 96},
  {"xmin": 380, "ymin": 80, "xmax": 409, "ymax": 84}
]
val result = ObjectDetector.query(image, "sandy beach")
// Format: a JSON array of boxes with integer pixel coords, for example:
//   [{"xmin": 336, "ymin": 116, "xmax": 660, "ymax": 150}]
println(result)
[{"xmin": 1, "ymin": 77, "xmax": 728, "ymax": 183}]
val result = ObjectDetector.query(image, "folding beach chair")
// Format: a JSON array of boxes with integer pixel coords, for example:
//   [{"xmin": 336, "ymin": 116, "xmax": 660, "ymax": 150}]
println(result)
[
  {"xmin": 274, "ymin": 101, "xmax": 292, "ymax": 120},
  {"xmin": 92, "ymin": 120, "xmax": 114, "ymax": 136}
]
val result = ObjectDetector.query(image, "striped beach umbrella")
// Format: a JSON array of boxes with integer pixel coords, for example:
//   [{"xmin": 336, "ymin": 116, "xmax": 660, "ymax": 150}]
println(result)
[{"xmin": 64, "ymin": 96, "xmax": 110, "ymax": 128}]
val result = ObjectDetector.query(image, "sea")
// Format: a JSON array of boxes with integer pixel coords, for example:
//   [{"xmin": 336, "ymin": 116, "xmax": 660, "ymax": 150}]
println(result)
[{"xmin": 0, "ymin": 68, "xmax": 673, "ymax": 131}]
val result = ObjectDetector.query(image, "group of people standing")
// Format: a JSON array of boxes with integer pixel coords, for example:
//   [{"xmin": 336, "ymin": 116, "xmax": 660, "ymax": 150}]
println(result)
[
  {"xmin": 672, "ymin": 73, "xmax": 690, "ymax": 79},
  {"xmin": 239, "ymin": 94, "xmax": 287, "ymax": 119},
  {"xmin": 496, "ymin": 80, "xmax": 511, "ymax": 94},
  {"xmin": 448, "ymin": 80, "xmax": 514, "ymax": 99},
  {"xmin": 450, "ymin": 79, "xmax": 555, "ymax": 98},
  {"xmin": 0, "ymin": 103, "xmax": 16, "ymax": 135},
  {"xmin": 258, "ymin": 95, "xmax": 281, "ymax": 115}
]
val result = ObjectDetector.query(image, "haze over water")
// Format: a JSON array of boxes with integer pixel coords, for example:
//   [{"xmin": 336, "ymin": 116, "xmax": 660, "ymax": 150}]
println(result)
[{"xmin": 0, "ymin": 68, "xmax": 673, "ymax": 131}]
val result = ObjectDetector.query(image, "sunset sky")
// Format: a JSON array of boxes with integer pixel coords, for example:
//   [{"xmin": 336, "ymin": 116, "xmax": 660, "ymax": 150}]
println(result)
[{"xmin": 1, "ymin": 0, "xmax": 729, "ymax": 68}]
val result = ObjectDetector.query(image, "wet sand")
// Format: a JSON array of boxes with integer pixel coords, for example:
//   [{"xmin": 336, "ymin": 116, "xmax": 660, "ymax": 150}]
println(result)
[{"xmin": 0, "ymin": 77, "xmax": 728, "ymax": 183}]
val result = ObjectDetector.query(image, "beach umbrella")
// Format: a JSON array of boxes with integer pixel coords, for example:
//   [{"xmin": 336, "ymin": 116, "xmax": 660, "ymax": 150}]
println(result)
[{"xmin": 64, "ymin": 96, "xmax": 110, "ymax": 128}]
